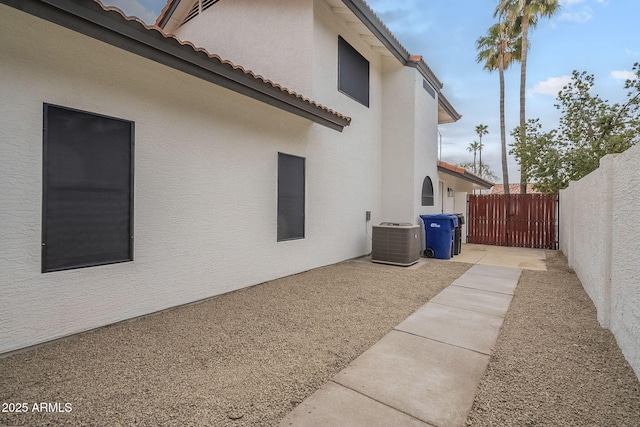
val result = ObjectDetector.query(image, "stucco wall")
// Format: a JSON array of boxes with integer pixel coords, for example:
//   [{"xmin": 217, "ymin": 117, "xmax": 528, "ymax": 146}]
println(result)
[
  {"xmin": 436, "ymin": 174, "xmax": 474, "ymax": 241},
  {"xmin": 380, "ymin": 59, "xmax": 417, "ymax": 223},
  {"xmin": 560, "ymin": 144, "xmax": 640, "ymax": 379},
  {"xmin": 412, "ymin": 76, "xmax": 440, "ymax": 222},
  {"xmin": 0, "ymin": 7, "xmax": 377, "ymax": 354},
  {"xmin": 173, "ymin": 0, "xmax": 441, "ymax": 229},
  {"xmin": 312, "ymin": 0, "xmax": 384, "ymax": 234},
  {"xmin": 173, "ymin": 0, "xmax": 314, "ymax": 96}
]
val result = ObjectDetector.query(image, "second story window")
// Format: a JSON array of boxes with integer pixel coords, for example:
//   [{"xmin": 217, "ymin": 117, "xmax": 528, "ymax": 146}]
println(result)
[{"xmin": 338, "ymin": 36, "xmax": 370, "ymax": 107}]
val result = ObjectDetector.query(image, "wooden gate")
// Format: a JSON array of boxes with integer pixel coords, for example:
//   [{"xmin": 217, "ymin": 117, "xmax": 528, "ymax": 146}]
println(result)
[{"xmin": 467, "ymin": 194, "xmax": 558, "ymax": 249}]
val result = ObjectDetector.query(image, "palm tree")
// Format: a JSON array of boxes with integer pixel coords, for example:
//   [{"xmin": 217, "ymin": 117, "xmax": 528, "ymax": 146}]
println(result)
[
  {"xmin": 496, "ymin": 0, "xmax": 559, "ymax": 193},
  {"xmin": 475, "ymin": 124, "xmax": 489, "ymax": 178},
  {"xmin": 467, "ymin": 141, "xmax": 482, "ymax": 175},
  {"xmin": 476, "ymin": 22, "xmax": 522, "ymax": 195},
  {"xmin": 478, "ymin": 141, "xmax": 485, "ymax": 178}
]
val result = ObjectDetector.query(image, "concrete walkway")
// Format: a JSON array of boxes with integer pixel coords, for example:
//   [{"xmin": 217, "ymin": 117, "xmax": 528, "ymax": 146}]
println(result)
[
  {"xmin": 449, "ymin": 243, "xmax": 547, "ymax": 271},
  {"xmin": 280, "ymin": 248, "xmax": 528, "ymax": 427}
]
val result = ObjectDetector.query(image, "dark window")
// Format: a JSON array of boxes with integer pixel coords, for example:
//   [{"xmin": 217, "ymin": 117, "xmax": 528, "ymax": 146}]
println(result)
[
  {"xmin": 338, "ymin": 36, "xmax": 370, "ymax": 107},
  {"xmin": 278, "ymin": 153, "xmax": 305, "ymax": 241},
  {"xmin": 422, "ymin": 176, "xmax": 434, "ymax": 206},
  {"xmin": 423, "ymin": 79, "xmax": 436, "ymax": 99},
  {"xmin": 42, "ymin": 104, "xmax": 134, "ymax": 272}
]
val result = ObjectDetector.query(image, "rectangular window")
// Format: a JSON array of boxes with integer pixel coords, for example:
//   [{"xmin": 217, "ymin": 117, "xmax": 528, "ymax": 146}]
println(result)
[
  {"xmin": 338, "ymin": 36, "xmax": 370, "ymax": 107},
  {"xmin": 277, "ymin": 153, "xmax": 305, "ymax": 241},
  {"xmin": 42, "ymin": 104, "xmax": 134, "ymax": 272}
]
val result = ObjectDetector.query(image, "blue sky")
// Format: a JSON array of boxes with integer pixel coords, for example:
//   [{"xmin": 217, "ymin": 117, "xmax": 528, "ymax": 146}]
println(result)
[{"xmin": 106, "ymin": 0, "xmax": 639, "ymax": 183}]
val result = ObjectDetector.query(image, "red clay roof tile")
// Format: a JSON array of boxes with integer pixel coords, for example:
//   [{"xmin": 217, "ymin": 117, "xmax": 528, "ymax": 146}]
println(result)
[{"xmin": 491, "ymin": 184, "xmax": 540, "ymax": 194}]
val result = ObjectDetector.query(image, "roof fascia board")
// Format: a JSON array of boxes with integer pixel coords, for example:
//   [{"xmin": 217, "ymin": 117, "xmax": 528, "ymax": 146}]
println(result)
[
  {"xmin": 438, "ymin": 166, "xmax": 494, "ymax": 189},
  {"xmin": 3, "ymin": 0, "xmax": 349, "ymax": 131},
  {"xmin": 437, "ymin": 92, "xmax": 462, "ymax": 123},
  {"xmin": 156, "ymin": 0, "xmax": 181, "ymax": 29},
  {"xmin": 408, "ymin": 60, "xmax": 443, "ymax": 90}
]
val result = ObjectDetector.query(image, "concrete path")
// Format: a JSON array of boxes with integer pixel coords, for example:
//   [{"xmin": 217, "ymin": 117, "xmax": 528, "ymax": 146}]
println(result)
[
  {"xmin": 449, "ymin": 243, "xmax": 547, "ymax": 271},
  {"xmin": 280, "ymin": 262, "xmax": 522, "ymax": 427}
]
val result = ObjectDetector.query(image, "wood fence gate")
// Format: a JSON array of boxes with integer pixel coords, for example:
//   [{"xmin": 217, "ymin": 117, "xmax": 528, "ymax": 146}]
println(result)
[{"xmin": 467, "ymin": 194, "xmax": 558, "ymax": 249}]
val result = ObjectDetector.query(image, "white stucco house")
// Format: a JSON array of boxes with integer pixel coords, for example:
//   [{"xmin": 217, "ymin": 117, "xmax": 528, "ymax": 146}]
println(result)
[{"xmin": 0, "ymin": 0, "xmax": 461, "ymax": 355}]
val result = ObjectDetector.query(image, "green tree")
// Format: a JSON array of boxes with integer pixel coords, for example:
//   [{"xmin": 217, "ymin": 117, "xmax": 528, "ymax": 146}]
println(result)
[
  {"xmin": 458, "ymin": 161, "xmax": 499, "ymax": 182},
  {"xmin": 496, "ymin": 0, "xmax": 560, "ymax": 193},
  {"xmin": 510, "ymin": 64, "xmax": 640, "ymax": 193},
  {"xmin": 466, "ymin": 141, "xmax": 482, "ymax": 174},
  {"xmin": 476, "ymin": 21, "xmax": 522, "ymax": 195},
  {"xmin": 509, "ymin": 119, "xmax": 563, "ymax": 193}
]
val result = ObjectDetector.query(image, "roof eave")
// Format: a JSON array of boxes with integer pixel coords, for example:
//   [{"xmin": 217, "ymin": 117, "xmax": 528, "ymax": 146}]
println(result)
[
  {"xmin": 343, "ymin": 1, "xmax": 447, "ymax": 94},
  {"xmin": 340, "ymin": 0, "xmax": 409, "ymax": 65},
  {"xmin": 437, "ymin": 92, "xmax": 462, "ymax": 124},
  {"xmin": 438, "ymin": 165, "xmax": 494, "ymax": 189},
  {"xmin": 4, "ymin": 0, "xmax": 350, "ymax": 132}
]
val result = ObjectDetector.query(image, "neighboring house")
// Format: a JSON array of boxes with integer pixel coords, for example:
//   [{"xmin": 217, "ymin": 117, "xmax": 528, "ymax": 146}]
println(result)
[
  {"xmin": 491, "ymin": 183, "xmax": 540, "ymax": 194},
  {"xmin": 0, "ymin": 0, "xmax": 460, "ymax": 355},
  {"xmin": 437, "ymin": 161, "xmax": 494, "ymax": 241}
]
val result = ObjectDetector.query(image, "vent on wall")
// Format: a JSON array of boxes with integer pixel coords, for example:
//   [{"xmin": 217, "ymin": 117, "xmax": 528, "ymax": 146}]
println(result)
[
  {"xmin": 183, "ymin": 0, "xmax": 221, "ymax": 25},
  {"xmin": 423, "ymin": 79, "xmax": 436, "ymax": 99},
  {"xmin": 371, "ymin": 223, "xmax": 421, "ymax": 267}
]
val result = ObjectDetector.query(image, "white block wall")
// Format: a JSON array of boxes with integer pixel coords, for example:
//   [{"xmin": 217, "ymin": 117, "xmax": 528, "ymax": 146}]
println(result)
[
  {"xmin": 0, "ymin": 7, "xmax": 378, "ymax": 354},
  {"xmin": 560, "ymin": 144, "xmax": 640, "ymax": 379}
]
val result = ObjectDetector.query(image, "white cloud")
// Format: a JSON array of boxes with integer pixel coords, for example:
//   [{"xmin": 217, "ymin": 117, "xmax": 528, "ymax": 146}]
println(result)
[
  {"xmin": 611, "ymin": 70, "xmax": 637, "ymax": 81},
  {"xmin": 558, "ymin": 7, "xmax": 593, "ymax": 23},
  {"xmin": 102, "ymin": 0, "xmax": 158, "ymax": 25},
  {"xmin": 559, "ymin": 0, "xmax": 586, "ymax": 5},
  {"xmin": 625, "ymin": 48, "xmax": 640, "ymax": 57},
  {"xmin": 530, "ymin": 75, "xmax": 573, "ymax": 97}
]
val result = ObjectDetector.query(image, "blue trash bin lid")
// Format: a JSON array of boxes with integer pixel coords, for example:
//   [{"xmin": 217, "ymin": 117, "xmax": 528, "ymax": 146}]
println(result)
[{"xmin": 420, "ymin": 214, "xmax": 456, "ymax": 230}]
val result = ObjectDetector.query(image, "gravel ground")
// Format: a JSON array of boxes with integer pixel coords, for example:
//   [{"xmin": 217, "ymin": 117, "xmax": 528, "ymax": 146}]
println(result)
[
  {"xmin": 0, "ymin": 259, "xmax": 467, "ymax": 426},
  {"xmin": 466, "ymin": 250, "xmax": 640, "ymax": 426},
  {"xmin": 2, "ymin": 252, "xmax": 639, "ymax": 426}
]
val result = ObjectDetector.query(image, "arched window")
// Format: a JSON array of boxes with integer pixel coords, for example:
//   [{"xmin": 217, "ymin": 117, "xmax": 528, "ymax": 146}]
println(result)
[{"xmin": 422, "ymin": 176, "xmax": 434, "ymax": 206}]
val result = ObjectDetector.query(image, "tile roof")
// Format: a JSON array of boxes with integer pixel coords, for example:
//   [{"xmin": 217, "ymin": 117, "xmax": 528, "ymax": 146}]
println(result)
[
  {"xmin": 437, "ymin": 161, "xmax": 494, "ymax": 189},
  {"xmin": 158, "ymin": 0, "xmax": 443, "ymax": 90},
  {"xmin": 103, "ymin": 0, "xmax": 351, "ymax": 127},
  {"xmin": 18, "ymin": 0, "xmax": 350, "ymax": 130},
  {"xmin": 491, "ymin": 184, "xmax": 540, "ymax": 194},
  {"xmin": 156, "ymin": 0, "xmax": 460, "ymax": 124}
]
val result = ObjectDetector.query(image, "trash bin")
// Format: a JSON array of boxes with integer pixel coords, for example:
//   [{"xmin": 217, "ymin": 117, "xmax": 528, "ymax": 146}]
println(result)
[
  {"xmin": 453, "ymin": 213, "xmax": 465, "ymax": 255},
  {"xmin": 419, "ymin": 214, "xmax": 457, "ymax": 260}
]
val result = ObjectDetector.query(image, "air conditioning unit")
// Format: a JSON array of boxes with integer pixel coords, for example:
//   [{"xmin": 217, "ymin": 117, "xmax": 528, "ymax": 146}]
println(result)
[{"xmin": 371, "ymin": 223, "xmax": 421, "ymax": 266}]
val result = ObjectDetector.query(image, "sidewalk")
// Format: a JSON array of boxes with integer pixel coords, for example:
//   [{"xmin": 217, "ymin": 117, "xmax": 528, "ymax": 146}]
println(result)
[{"xmin": 280, "ymin": 247, "xmax": 531, "ymax": 427}]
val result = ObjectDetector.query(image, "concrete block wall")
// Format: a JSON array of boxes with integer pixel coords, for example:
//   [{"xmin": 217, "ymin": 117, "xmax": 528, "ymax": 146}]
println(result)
[{"xmin": 560, "ymin": 144, "xmax": 640, "ymax": 379}]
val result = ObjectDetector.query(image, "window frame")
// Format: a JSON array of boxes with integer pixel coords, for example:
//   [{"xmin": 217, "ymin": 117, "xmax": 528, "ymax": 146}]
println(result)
[
  {"xmin": 421, "ymin": 176, "xmax": 435, "ymax": 206},
  {"xmin": 277, "ymin": 152, "xmax": 305, "ymax": 242},
  {"xmin": 337, "ymin": 36, "xmax": 370, "ymax": 107},
  {"xmin": 42, "ymin": 104, "xmax": 135, "ymax": 273}
]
